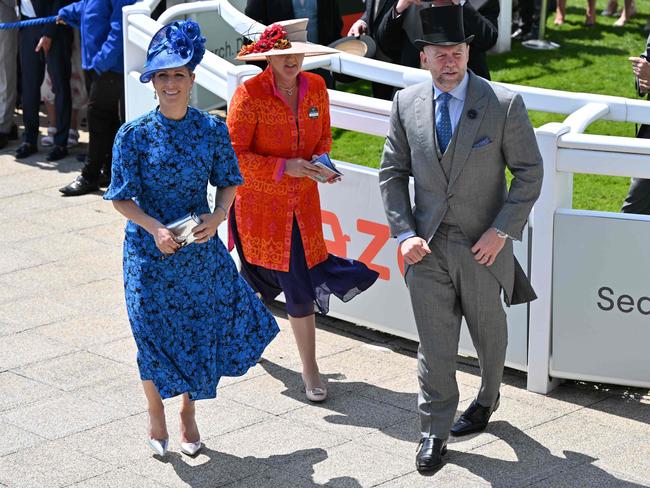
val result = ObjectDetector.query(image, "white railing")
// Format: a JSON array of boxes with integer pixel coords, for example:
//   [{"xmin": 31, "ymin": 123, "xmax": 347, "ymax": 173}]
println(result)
[{"xmin": 123, "ymin": 0, "xmax": 650, "ymax": 393}]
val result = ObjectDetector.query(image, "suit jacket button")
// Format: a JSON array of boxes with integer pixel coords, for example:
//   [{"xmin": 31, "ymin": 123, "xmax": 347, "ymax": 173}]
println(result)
[{"xmin": 447, "ymin": 193, "xmax": 453, "ymax": 199}]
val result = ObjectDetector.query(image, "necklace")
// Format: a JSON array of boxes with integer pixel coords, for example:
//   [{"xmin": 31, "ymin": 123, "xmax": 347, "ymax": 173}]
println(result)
[{"xmin": 278, "ymin": 84, "xmax": 297, "ymax": 96}]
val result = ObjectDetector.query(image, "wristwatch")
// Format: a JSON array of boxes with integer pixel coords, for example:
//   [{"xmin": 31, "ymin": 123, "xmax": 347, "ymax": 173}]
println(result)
[{"xmin": 494, "ymin": 228, "xmax": 509, "ymax": 239}]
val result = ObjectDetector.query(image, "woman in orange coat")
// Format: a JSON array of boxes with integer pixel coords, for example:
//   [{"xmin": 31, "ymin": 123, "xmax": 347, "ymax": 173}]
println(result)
[{"xmin": 227, "ymin": 20, "xmax": 379, "ymax": 402}]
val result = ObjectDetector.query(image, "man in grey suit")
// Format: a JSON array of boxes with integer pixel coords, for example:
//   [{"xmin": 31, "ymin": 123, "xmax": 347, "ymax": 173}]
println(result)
[{"xmin": 379, "ymin": 5, "xmax": 543, "ymax": 473}]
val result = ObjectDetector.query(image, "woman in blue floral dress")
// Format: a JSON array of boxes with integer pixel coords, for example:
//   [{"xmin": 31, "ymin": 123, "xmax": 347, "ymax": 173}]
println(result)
[{"xmin": 104, "ymin": 20, "xmax": 278, "ymax": 458}]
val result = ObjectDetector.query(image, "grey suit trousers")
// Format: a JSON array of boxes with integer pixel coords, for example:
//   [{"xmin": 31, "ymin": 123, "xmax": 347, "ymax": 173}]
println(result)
[
  {"xmin": 406, "ymin": 223, "xmax": 507, "ymax": 439},
  {"xmin": 0, "ymin": 2, "xmax": 17, "ymax": 134}
]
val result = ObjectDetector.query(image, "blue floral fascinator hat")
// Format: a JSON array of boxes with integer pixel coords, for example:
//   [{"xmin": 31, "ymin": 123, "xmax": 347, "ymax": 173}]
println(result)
[{"xmin": 139, "ymin": 20, "xmax": 207, "ymax": 83}]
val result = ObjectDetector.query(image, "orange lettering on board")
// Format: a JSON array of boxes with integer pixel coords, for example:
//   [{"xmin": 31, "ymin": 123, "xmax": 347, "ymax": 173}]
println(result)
[
  {"xmin": 321, "ymin": 210, "xmax": 350, "ymax": 257},
  {"xmin": 356, "ymin": 219, "xmax": 391, "ymax": 280}
]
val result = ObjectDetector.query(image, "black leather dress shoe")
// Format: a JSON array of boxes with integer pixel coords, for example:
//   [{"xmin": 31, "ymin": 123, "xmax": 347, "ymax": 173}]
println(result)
[
  {"xmin": 47, "ymin": 145, "xmax": 68, "ymax": 162},
  {"xmin": 415, "ymin": 436, "xmax": 447, "ymax": 473},
  {"xmin": 59, "ymin": 175, "xmax": 99, "ymax": 196},
  {"xmin": 451, "ymin": 394, "xmax": 500, "ymax": 437},
  {"xmin": 98, "ymin": 169, "xmax": 111, "ymax": 187},
  {"xmin": 15, "ymin": 142, "xmax": 37, "ymax": 159}
]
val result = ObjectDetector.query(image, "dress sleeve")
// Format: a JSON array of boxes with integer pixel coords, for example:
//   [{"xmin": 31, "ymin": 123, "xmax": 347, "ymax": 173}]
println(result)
[
  {"xmin": 210, "ymin": 118, "xmax": 244, "ymax": 188},
  {"xmin": 104, "ymin": 123, "xmax": 142, "ymax": 201},
  {"xmin": 226, "ymin": 85, "xmax": 286, "ymax": 182}
]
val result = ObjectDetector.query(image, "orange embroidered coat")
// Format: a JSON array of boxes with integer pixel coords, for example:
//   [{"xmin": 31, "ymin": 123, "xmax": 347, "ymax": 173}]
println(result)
[{"xmin": 227, "ymin": 68, "xmax": 332, "ymax": 272}]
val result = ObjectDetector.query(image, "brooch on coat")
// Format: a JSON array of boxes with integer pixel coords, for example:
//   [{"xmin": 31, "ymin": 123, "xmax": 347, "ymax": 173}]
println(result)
[{"xmin": 308, "ymin": 107, "xmax": 319, "ymax": 119}]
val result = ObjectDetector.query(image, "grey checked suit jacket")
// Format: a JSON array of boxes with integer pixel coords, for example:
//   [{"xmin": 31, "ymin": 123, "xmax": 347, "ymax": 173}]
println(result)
[{"xmin": 379, "ymin": 71, "xmax": 543, "ymax": 305}]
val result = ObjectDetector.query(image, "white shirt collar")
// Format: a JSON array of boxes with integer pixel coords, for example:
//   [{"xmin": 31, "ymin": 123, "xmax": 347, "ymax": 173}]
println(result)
[{"xmin": 433, "ymin": 71, "xmax": 470, "ymax": 103}]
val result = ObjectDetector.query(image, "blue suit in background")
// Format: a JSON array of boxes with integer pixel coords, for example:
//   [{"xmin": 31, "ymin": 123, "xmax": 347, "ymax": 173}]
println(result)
[
  {"xmin": 58, "ymin": 0, "xmax": 138, "ymax": 196},
  {"xmin": 17, "ymin": 0, "xmax": 74, "ymax": 159}
]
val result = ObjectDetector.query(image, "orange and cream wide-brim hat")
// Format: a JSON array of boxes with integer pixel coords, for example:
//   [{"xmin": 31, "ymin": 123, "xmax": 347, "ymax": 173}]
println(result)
[{"xmin": 236, "ymin": 18, "xmax": 339, "ymax": 61}]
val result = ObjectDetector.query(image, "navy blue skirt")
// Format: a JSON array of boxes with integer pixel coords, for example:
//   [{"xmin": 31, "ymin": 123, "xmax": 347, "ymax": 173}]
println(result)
[{"xmin": 231, "ymin": 211, "xmax": 379, "ymax": 318}]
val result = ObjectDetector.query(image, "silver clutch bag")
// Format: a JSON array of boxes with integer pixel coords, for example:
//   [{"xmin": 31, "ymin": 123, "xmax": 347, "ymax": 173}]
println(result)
[{"xmin": 165, "ymin": 212, "xmax": 202, "ymax": 246}]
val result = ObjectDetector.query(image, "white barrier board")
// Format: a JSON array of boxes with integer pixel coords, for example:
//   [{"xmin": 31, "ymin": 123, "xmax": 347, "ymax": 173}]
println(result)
[{"xmin": 552, "ymin": 209, "xmax": 650, "ymax": 388}]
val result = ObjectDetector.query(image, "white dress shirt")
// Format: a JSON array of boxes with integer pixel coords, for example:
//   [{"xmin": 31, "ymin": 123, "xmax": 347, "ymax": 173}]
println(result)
[{"xmin": 20, "ymin": 0, "xmax": 37, "ymax": 18}]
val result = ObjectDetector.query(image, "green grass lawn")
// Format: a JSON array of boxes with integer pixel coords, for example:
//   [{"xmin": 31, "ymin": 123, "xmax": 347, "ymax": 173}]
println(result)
[{"xmin": 330, "ymin": 0, "xmax": 650, "ymax": 212}]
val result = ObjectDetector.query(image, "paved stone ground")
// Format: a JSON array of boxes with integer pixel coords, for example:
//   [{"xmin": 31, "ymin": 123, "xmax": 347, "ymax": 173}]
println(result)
[{"xmin": 1, "ymin": 137, "xmax": 650, "ymax": 488}]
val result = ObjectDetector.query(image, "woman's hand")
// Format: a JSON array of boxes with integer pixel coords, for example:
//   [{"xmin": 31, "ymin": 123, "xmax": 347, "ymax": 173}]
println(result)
[
  {"xmin": 193, "ymin": 211, "xmax": 226, "ymax": 244},
  {"xmin": 285, "ymin": 158, "xmax": 322, "ymax": 178},
  {"xmin": 153, "ymin": 226, "xmax": 181, "ymax": 255}
]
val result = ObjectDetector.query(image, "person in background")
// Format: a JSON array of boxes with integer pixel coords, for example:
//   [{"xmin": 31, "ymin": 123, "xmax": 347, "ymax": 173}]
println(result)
[
  {"xmin": 244, "ymin": 0, "xmax": 343, "ymax": 87},
  {"xmin": 0, "ymin": 0, "xmax": 18, "ymax": 149},
  {"xmin": 40, "ymin": 30, "xmax": 87, "ymax": 149},
  {"xmin": 511, "ymin": 0, "xmax": 538, "ymax": 42},
  {"xmin": 347, "ymin": 0, "xmax": 398, "ymax": 100},
  {"xmin": 16, "ymin": 0, "xmax": 73, "ymax": 161},
  {"xmin": 227, "ymin": 20, "xmax": 379, "ymax": 403},
  {"xmin": 376, "ymin": 0, "xmax": 499, "ymax": 81},
  {"xmin": 622, "ymin": 37, "xmax": 650, "ymax": 215},
  {"xmin": 104, "ymin": 20, "xmax": 278, "ymax": 457},
  {"xmin": 601, "ymin": 0, "xmax": 637, "ymax": 27},
  {"xmin": 57, "ymin": 0, "xmax": 137, "ymax": 196},
  {"xmin": 554, "ymin": 0, "xmax": 597, "ymax": 26}
]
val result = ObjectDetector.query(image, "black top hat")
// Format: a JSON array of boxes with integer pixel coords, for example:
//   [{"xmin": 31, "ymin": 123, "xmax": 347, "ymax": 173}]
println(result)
[{"xmin": 413, "ymin": 5, "xmax": 475, "ymax": 50}]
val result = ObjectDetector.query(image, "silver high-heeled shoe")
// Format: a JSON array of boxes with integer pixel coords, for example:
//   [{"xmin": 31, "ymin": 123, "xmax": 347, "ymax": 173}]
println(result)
[
  {"xmin": 180, "ymin": 440, "xmax": 202, "ymax": 456},
  {"xmin": 302, "ymin": 374, "xmax": 328, "ymax": 403},
  {"xmin": 147, "ymin": 438, "xmax": 169, "ymax": 456},
  {"xmin": 305, "ymin": 386, "xmax": 328, "ymax": 402}
]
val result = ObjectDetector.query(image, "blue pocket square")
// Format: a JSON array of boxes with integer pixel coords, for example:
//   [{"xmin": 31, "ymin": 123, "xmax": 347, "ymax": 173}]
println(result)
[{"xmin": 472, "ymin": 137, "xmax": 492, "ymax": 148}]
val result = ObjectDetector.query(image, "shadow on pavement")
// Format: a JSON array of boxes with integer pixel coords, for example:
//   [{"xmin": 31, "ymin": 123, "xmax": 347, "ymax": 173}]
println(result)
[
  {"xmin": 162, "ymin": 446, "xmax": 363, "ymax": 487},
  {"xmin": 448, "ymin": 420, "xmax": 646, "ymax": 487}
]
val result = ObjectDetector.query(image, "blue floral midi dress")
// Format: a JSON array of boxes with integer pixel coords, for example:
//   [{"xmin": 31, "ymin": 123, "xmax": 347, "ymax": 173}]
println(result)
[{"xmin": 104, "ymin": 107, "xmax": 279, "ymax": 401}]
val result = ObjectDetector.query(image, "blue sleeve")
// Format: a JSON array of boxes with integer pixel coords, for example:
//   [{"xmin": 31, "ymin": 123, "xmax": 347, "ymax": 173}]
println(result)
[
  {"xmin": 91, "ymin": 0, "xmax": 136, "ymax": 74},
  {"xmin": 58, "ymin": 1, "xmax": 83, "ymax": 29},
  {"xmin": 397, "ymin": 230, "xmax": 417, "ymax": 243},
  {"xmin": 104, "ymin": 123, "xmax": 142, "ymax": 201},
  {"xmin": 209, "ymin": 118, "xmax": 244, "ymax": 189}
]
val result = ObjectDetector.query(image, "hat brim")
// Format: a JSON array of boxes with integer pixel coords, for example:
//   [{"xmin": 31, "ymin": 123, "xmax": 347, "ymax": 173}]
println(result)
[
  {"xmin": 139, "ymin": 51, "xmax": 192, "ymax": 83},
  {"xmin": 414, "ymin": 35, "xmax": 474, "ymax": 50},
  {"xmin": 328, "ymin": 35, "xmax": 376, "ymax": 58},
  {"xmin": 236, "ymin": 42, "xmax": 339, "ymax": 61}
]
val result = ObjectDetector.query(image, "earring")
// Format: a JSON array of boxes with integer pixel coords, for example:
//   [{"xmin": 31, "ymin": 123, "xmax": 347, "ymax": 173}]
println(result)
[{"xmin": 154, "ymin": 91, "xmax": 157, "ymax": 100}]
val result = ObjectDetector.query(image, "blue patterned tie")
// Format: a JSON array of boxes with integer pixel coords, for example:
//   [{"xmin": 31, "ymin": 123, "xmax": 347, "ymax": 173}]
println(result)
[{"xmin": 436, "ymin": 92, "xmax": 453, "ymax": 153}]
